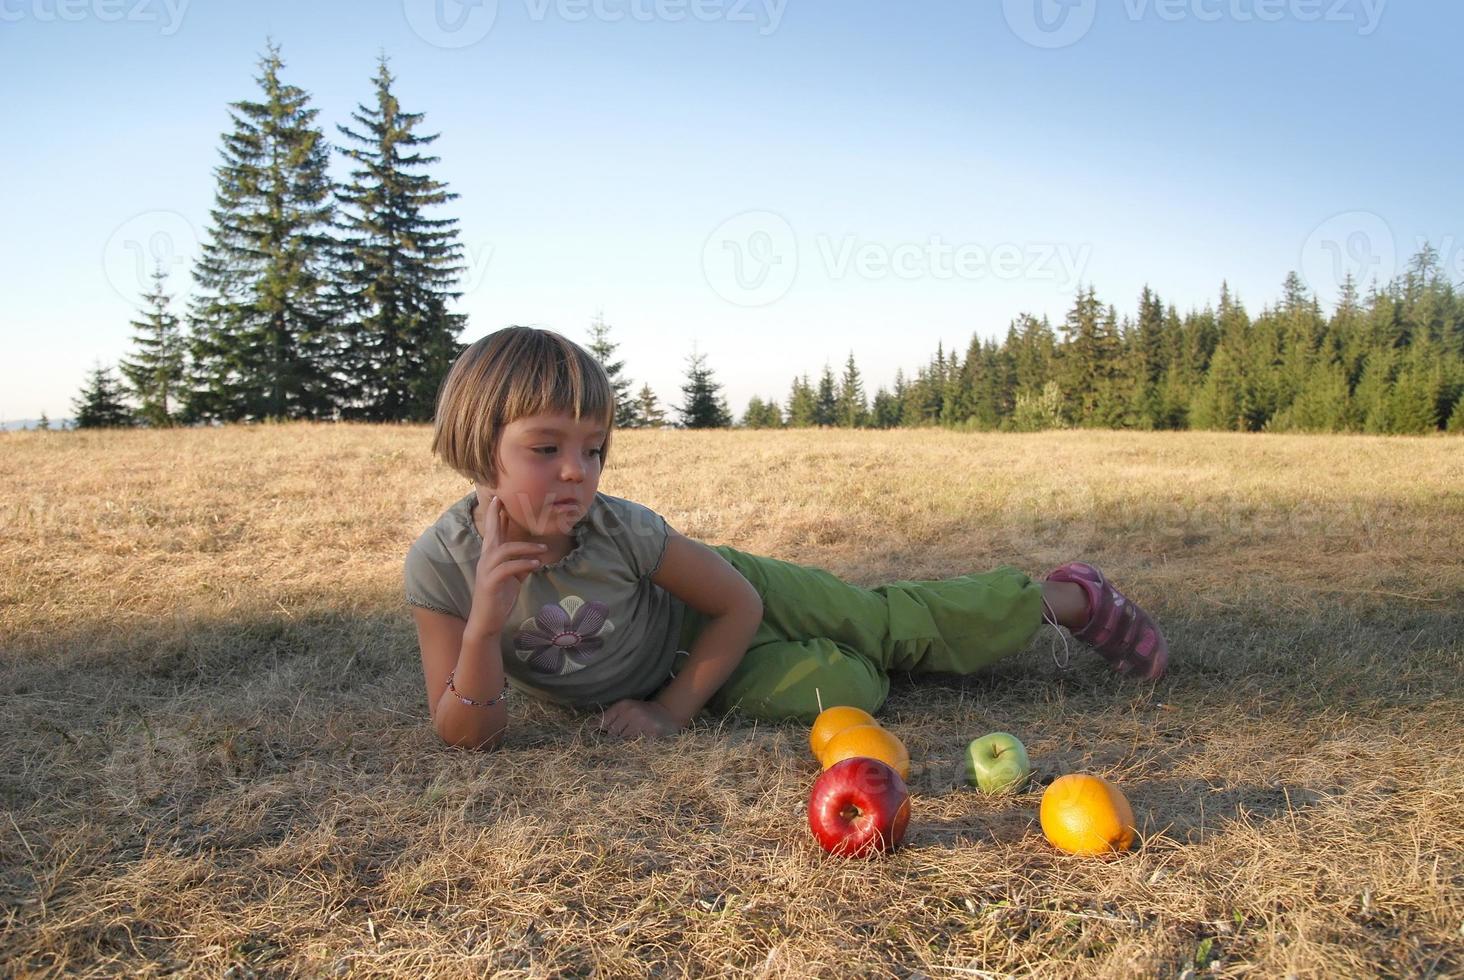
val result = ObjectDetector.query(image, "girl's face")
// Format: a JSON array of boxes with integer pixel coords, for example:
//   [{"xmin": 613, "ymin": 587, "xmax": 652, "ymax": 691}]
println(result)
[{"xmin": 480, "ymin": 412, "xmax": 608, "ymax": 540}]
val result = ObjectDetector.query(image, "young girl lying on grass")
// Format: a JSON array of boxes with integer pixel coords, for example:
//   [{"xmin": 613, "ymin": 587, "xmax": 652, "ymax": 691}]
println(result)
[{"xmin": 405, "ymin": 327, "xmax": 1168, "ymax": 750}]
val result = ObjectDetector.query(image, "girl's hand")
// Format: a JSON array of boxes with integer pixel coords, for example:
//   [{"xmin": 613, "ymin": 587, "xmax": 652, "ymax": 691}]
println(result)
[
  {"xmin": 599, "ymin": 699, "xmax": 683, "ymax": 739},
  {"xmin": 467, "ymin": 493, "xmax": 548, "ymax": 637}
]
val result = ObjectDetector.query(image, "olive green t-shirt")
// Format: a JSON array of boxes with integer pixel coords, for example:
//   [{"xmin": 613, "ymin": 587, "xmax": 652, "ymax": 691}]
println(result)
[{"xmin": 404, "ymin": 490, "xmax": 688, "ymax": 709}]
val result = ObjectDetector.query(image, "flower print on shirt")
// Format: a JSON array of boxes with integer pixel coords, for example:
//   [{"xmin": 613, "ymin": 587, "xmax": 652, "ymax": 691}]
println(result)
[{"xmin": 514, "ymin": 595, "xmax": 615, "ymax": 675}]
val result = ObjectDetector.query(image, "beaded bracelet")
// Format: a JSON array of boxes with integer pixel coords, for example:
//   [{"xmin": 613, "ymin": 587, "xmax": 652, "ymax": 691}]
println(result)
[{"xmin": 446, "ymin": 670, "xmax": 510, "ymax": 707}]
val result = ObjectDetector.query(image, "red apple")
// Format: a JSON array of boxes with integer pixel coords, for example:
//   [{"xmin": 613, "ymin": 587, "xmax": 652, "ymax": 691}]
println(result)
[{"xmin": 807, "ymin": 757, "xmax": 911, "ymax": 858}]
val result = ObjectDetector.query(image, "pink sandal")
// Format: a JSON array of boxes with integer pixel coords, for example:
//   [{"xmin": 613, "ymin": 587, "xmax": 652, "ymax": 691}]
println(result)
[{"xmin": 1043, "ymin": 561, "xmax": 1169, "ymax": 680}]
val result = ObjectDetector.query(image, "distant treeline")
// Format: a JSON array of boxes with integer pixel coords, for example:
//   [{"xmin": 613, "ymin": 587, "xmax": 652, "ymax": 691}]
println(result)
[
  {"xmin": 746, "ymin": 255, "xmax": 1464, "ymax": 436},
  {"xmin": 69, "ymin": 42, "xmax": 1463, "ymax": 437}
]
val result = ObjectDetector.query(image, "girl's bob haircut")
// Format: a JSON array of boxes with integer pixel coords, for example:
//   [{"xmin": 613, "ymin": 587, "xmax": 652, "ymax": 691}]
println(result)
[{"xmin": 431, "ymin": 326, "xmax": 616, "ymax": 487}]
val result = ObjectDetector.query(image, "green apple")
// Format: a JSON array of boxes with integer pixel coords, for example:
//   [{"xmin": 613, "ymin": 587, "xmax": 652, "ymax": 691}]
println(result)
[{"xmin": 965, "ymin": 732, "xmax": 1032, "ymax": 794}]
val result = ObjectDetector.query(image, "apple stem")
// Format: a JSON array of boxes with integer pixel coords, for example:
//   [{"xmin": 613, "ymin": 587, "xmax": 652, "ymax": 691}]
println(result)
[{"xmin": 815, "ymin": 687, "xmax": 824, "ymax": 714}]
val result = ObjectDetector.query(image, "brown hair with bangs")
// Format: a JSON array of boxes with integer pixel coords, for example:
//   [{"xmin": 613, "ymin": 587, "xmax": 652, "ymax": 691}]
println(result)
[{"xmin": 430, "ymin": 326, "xmax": 616, "ymax": 487}]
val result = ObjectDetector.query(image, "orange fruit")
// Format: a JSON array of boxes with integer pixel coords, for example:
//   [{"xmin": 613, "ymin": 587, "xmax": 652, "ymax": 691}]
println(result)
[
  {"xmin": 821, "ymin": 724, "xmax": 911, "ymax": 781},
  {"xmin": 809, "ymin": 706, "xmax": 878, "ymax": 761},
  {"xmin": 1039, "ymin": 773, "xmax": 1136, "ymax": 856}
]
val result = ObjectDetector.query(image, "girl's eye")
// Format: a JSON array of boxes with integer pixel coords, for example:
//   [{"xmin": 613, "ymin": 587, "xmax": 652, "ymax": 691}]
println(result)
[{"xmin": 536, "ymin": 447, "xmax": 605, "ymax": 457}]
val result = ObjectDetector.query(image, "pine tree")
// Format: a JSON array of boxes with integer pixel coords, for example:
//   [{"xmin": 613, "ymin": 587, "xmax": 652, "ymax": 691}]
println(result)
[
  {"xmin": 334, "ymin": 54, "xmax": 467, "ymax": 422},
  {"xmin": 1129, "ymin": 286, "xmax": 1166, "ymax": 428},
  {"xmin": 1092, "ymin": 303, "xmax": 1127, "ymax": 427},
  {"xmin": 785, "ymin": 374, "xmax": 817, "ymax": 427},
  {"xmin": 961, "ymin": 339, "xmax": 1002, "ymax": 430},
  {"xmin": 1388, "ymin": 341, "xmax": 1444, "ymax": 434},
  {"xmin": 813, "ymin": 363, "xmax": 838, "ymax": 427},
  {"xmin": 835, "ymin": 351, "xmax": 868, "ymax": 427},
  {"xmin": 187, "ymin": 40, "xmax": 341, "ymax": 423},
  {"xmin": 118, "ymin": 264, "xmax": 187, "ymax": 428},
  {"xmin": 1447, "ymin": 396, "xmax": 1464, "ymax": 433},
  {"xmin": 869, "ymin": 387, "xmax": 901, "ymax": 428},
  {"xmin": 741, "ymin": 395, "xmax": 783, "ymax": 428},
  {"xmin": 1007, "ymin": 314, "xmax": 1057, "ymax": 399},
  {"xmin": 1399, "ymin": 243, "xmax": 1446, "ymax": 348},
  {"xmin": 1355, "ymin": 345, "xmax": 1398, "ymax": 434},
  {"xmin": 634, "ymin": 383, "xmax": 667, "ymax": 428},
  {"xmin": 37, "ymin": 412, "xmax": 51, "ymax": 431},
  {"xmin": 1267, "ymin": 357, "xmax": 1354, "ymax": 433},
  {"xmin": 939, "ymin": 349, "xmax": 965, "ymax": 427},
  {"xmin": 901, "ymin": 364, "xmax": 940, "ymax": 426},
  {"xmin": 72, "ymin": 362, "xmax": 135, "ymax": 429},
  {"xmin": 1189, "ymin": 345, "xmax": 1247, "ymax": 431},
  {"xmin": 585, "ymin": 311, "xmax": 641, "ymax": 427},
  {"xmin": 1057, "ymin": 286, "xmax": 1119, "ymax": 425},
  {"xmin": 675, "ymin": 346, "xmax": 733, "ymax": 428}
]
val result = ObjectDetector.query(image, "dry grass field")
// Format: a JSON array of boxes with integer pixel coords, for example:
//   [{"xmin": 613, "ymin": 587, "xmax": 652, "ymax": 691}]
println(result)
[{"xmin": 1, "ymin": 422, "xmax": 1461, "ymax": 978}]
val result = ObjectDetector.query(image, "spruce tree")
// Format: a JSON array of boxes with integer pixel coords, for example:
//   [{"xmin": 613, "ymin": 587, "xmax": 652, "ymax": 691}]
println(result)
[
  {"xmin": 72, "ymin": 362, "xmax": 136, "ymax": 429},
  {"xmin": 675, "ymin": 347, "xmax": 733, "ymax": 428},
  {"xmin": 835, "ymin": 351, "xmax": 868, "ymax": 428},
  {"xmin": 961, "ymin": 340, "xmax": 1002, "ymax": 430},
  {"xmin": 939, "ymin": 349, "xmax": 965, "ymax": 426},
  {"xmin": 869, "ymin": 387, "xmax": 901, "ymax": 428},
  {"xmin": 785, "ymin": 374, "xmax": 817, "ymax": 427},
  {"xmin": 741, "ymin": 396, "xmax": 783, "ymax": 428},
  {"xmin": 1057, "ymin": 287, "xmax": 1118, "ymax": 425},
  {"xmin": 118, "ymin": 264, "xmax": 187, "ymax": 428},
  {"xmin": 1130, "ymin": 287, "xmax": 1166, "ymax": 428},
  {"xmin": 1447, "ymin": 396, "xmax": 1464, "ymax": 433},
  {"xmin": 1331, "ymin": 273, "xmax": 1370, "ymax": 386},
  {"xmin": 585, "ymin": 312, "xmax": 641, "ymax": 428},
  {"xmin": 1092, "ymin": 303, "xmax": 1127, "ymax": 427},
  {"xmin": 1008, "ymin": 314, "xmax": 1057, "ymax": 398},
  {"xmin": 187, "ymin": 41, "xmax": 340, "ymax": 423},
  {"xmin": 1189, "ymin": 345, "xmax": 1247, "ymax": 431},
  {"xmin": 634, "ymin": 383, "xmax": 667, "ymax": 428},
  {"xmin": 1267, "ymin": 358, "xmax": 1353, "ymax": 433},
  {"xmin": 1388, "ymin": 341, "xmax": 1444, "ymax": 434},
  {"xmin": 901, "ymin": 365, "xmax": 940, "ymax": 426},
  {"xmin": 813, "ymin": 363, "xmax": 838, "ymax": 427},
  {"xmin": 1355, "ymin": 345, "xmax": 1398, "ymax": 434},
  {"xmin": 335, "ymin": 55, "xmax": 467, "ymax": 422}
]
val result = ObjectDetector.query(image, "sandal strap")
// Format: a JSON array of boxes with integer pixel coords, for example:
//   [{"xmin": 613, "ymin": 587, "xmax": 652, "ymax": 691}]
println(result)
[{"xmin": 1045, "ymin": 561, "xmax": 1168, "ymax": 680}]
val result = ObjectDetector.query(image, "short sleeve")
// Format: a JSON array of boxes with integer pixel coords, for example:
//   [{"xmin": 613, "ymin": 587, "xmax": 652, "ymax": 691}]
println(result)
[
  {"xmin": 610, "ymin": 496, "xmax": 671, "ymax": 580},
  {"xmin": 404, "ymin": 536, "xmax": 472, "ymax": 620}
]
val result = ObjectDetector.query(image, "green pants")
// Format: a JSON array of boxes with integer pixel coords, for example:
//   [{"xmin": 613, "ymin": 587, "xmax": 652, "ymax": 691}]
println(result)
[{"xmin": 670, "ymin": 546, "xmax": 1045, "ymax": 725}]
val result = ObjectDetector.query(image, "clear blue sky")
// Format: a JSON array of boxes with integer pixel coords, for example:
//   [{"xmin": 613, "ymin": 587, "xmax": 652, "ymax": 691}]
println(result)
[{"xmin": 2, "ymin": 0, "xmax": 1459, "ymax": 422}]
